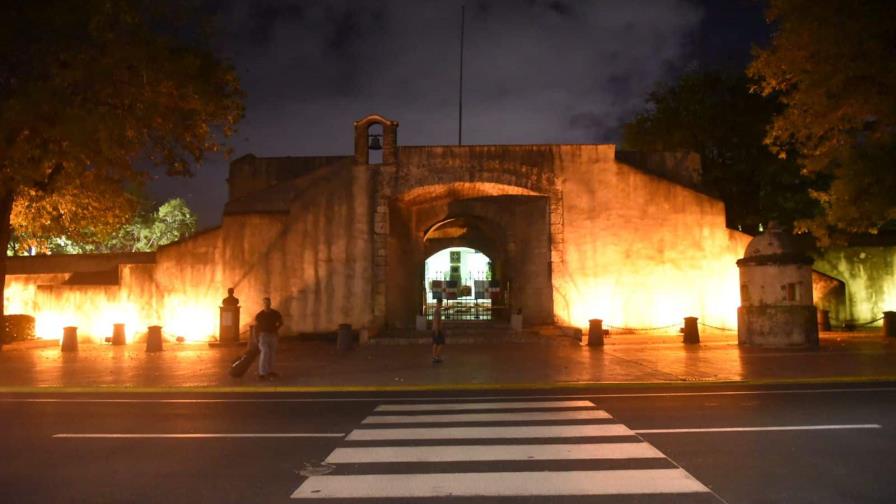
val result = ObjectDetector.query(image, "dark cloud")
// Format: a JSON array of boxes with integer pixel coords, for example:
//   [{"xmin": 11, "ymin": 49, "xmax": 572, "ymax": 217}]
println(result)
[
  {"xmin": 152, "ymin": 0, "xmax": 719, "ymax": 228},
  {"xmin": 545, "ymin": 1, "xmax": 574, "ymax": 17},
  {"xmin": 245, "ymin": 2, "xmax": 305, "ymax": 47}
]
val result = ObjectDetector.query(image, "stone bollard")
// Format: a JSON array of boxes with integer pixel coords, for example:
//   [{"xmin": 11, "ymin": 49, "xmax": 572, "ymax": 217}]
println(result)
[
  {"xmin": 588, "ymin": 319, "xmax": 604, "ymax": 346},
  {"xmin": 884, "ymin": 311, "xmax": 896, "ymax": 338},
  {"xmin": 511, "ymin": 309, "xmax": 523, "ymax": 332},
  {"xmin": 337, "ymin": 323, "xmax": 353, "ymax": 351},
  {"xmin": 61, "ymin": 326, "xmax": 79, "ymax": 352},
  {"xmin": 682, "ymin": 317, "xmax": 700, "ymax": 344},
  {"xmin": 111, "ymin": 323, "xmax": 127, "ymax": 346},
  {"xmin": 359, "ymin": 327, "xmax": 370, "ymax": 345},
  {"xmin": 817, "ymin": 309, "xmax": 831, "ymax": 332},
  {"xmin": 146, "ymin": 325, "xmax": 164, "ymax": 352}
]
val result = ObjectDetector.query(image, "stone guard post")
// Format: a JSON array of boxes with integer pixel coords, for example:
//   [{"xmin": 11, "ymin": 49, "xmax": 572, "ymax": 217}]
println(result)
[{"xmin": 736, "ymin": 223, "xmax": 818, "ymax": 347}]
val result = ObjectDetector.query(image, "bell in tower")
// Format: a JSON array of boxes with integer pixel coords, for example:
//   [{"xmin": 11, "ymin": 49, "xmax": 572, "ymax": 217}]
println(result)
[
  {"xmin": 368, "ymin": 134, "xmax": 383, "ymax": 151},
  {"xmin": 354, "ymin": 114, "xmax": 399, "ymax": 165}
]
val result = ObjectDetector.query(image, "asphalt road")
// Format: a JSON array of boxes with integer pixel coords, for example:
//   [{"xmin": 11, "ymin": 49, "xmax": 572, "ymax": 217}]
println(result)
[{"xmin": 1, "ymin": 383, "xmax": 894, "ymax": 503}]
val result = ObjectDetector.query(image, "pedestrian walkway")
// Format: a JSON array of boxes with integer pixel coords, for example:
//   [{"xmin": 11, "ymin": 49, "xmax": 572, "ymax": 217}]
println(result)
[
  {"xmin": 0, "ymin": 329, "xmax": 894, "ymax": 389},
  {"xmin": 292, "ymin": 399, "xmax": 721, "ymax": 501}
]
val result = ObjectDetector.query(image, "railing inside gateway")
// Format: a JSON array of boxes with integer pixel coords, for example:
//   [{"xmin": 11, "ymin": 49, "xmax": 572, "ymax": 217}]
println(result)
[
  {"xmin": 423, "ymin": 300, "xmax": 502, "ymax": 321},
  {"xmin": 424, "ymin": 271, "xmax": 505, "ymax": 321},
  {"xmin": 426, "ymin": 299, "xmax": 492, "ymax": 320}
]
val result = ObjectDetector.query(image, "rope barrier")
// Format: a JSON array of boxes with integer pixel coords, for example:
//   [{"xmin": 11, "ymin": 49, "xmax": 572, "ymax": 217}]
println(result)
[
  {"xmin": 605, "ymin": 323, "xmax": 679, "ymax": 332},
  {"xmin": 698, "ymin": 322, "xmax": 737, "ymax": 332},
  {"xmin": 605, "ymin": 314, "xmax": 886, "ymax": 334},
  {"xmin": 829, "ymin": 316, "xmax": 884, "ymax": 327},
  {"xmin": 858, "ymin": 316, "xmax": 885, "ymax": 326}
]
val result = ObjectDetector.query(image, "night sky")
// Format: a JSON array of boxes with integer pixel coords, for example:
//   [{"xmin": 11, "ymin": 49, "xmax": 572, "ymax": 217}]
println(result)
[{"xmin": 149, "ymin": 0, "xmax": 770, "ymax": 229}]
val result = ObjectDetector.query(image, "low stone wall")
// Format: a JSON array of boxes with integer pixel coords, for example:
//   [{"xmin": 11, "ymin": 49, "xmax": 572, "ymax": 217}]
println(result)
[
  {"xmin": 813, "ymin": 246, "xmax": 896, "ymax": 325},
  {"xmin": 4, "ymin": 253, "xmax": 160, "ymax": 342}
]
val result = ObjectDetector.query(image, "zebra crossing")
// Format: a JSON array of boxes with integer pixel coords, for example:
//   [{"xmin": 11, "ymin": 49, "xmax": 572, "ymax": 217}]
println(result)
[{"xmin": 291, "ymin": 399, "xmax": 720, "ymax": 501}]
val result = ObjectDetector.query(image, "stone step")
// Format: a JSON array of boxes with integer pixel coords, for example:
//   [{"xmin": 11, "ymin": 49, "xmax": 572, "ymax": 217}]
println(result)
[{"xmin": 368, "ymin": 324, "xmax": 580, "ymax": 345}]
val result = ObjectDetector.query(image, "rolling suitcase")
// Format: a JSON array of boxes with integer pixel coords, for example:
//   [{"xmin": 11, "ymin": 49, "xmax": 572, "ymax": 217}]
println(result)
[
  {"xmin": 229, "ymin": 347, "xmax": 260, "ymax": 378},
  {"xmin": 229, "ymin": 331, "xmax": 260, "ymax": 378}
]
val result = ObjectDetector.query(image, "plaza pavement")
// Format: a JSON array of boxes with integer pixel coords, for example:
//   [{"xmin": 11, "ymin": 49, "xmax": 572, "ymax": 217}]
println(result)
[{"xmin": 1, "ymin": 328, "xmax": 895, "ymax": 390}]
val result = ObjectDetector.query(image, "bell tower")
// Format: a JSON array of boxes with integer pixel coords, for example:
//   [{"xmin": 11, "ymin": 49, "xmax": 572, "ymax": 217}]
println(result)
[{"xmin": 354, "ymin": 114, "xmax": 399, "ymax": 165}]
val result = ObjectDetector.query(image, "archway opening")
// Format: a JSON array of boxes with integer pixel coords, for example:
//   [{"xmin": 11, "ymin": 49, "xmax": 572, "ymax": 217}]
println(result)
[{"xmin": 424, "ymin": 247, "xmax": 497, "ymax": 321}]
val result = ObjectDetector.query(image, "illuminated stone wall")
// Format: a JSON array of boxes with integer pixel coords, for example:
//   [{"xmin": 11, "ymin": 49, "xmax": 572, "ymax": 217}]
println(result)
[
  {"xmin": 362, "ymin": 140, "xmax": 751, "ymax": 331},
  {"xmin": 554, "ymin": 145, "xmax": 751, "ymax": 329},
  {"xmin": 8, "ymin": 104, "xmax": 763, "ymax": 342},
  {"xmin": 213, "ymin": 163, "xmax": 373, "ymax": 335},
  {"xmin": 0, "ymin": 117, "xmax": 797, "ymax": 340},
  {"xmin": 4, "ymin": 254, "xmax": 158, "ymax": 342},
  {"xmin": 4, "ymin": 161, "xmax": 374, "ymax": 341},
  {"xmin": 813, "ymin": 246, "xmax": 896, "ymax": 325}
]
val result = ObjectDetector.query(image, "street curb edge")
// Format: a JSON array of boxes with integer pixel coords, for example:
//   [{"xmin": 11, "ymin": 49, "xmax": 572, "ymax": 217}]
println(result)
[{"xmin": 1, "ymin": 375, "xmax": 896, "ymax": 393}]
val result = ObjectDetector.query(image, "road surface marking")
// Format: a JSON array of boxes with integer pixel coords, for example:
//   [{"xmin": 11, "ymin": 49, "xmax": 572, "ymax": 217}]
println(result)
[
  {"xmin": 325, "ymin": 442, "xmax": 665, "ymax": 463},
  {"xmin": 53, "ymin": 433, "xmax": 345, "ymax": 438},
  {"xmin": 291, "ymin": 400, "xmax": 724, "ymax": 501},
  {"xmin": 346, "ymin": 424, "xmax": 634, "ymax": 440},
  {"xmin": 634, "ymin": 424, "xmax": 883, "ymax": 434},
  {"xmin": 291, "ymin": 469, "xmax": 710, "ymax": 498},
  {"xmin": 363, "ymin": 409, "xmax": 611, "ymax": 423},
  {"xmin": 5, "ymin": 386, "xmax": 896, "ymax": 403},
  {"xmin": 375, "ymin": 400, "xmax": 595, "ymax": 411}
]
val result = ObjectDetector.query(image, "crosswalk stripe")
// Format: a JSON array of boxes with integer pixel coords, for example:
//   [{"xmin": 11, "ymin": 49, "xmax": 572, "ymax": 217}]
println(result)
[
  {"xmin": 53, "ymin": 433, "xmax": 345, "ymax": 438},
  {"xmin": 362, "ymin": 410, "xmax": 612, "ymax": 424},
  {"xmin": 346, "ymin": 424, "xmax": 634, "ymax": 440},
  {"xmin": 634, "ymin": 424, "xmax": 883, "ymax": 434},
  {"xmin": 375, "ymin": 400, "xmax": 595, "ymax": 411},
  {"xmin": 325, "ymin": 442, "xmax": 665, "ymax": 463},
  {"xmin": 291, "ymin": 469, "xmax": 710, "ymax": 498}
]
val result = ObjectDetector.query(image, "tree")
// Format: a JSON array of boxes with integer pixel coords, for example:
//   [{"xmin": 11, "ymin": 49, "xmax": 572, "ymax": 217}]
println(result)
[
  {"xmin": 747, "ymin": 0, "xmax": 896, "ymax": 242},
  {"xmin": 8, "ymin": 197, "xmax": 198, "ymax": 255},
  {"xmin": 622, "ymin": 70, "xmax": 817, "ymax": 233},
  {"xmin": 111, "ymin": 198, "xmax": 198, "ymax": 252},
  {"xmin": 0, "ymin": 1, "xmax": 243, "ymax": 341},
  {"xmin": 8, "ymin": 172, "xmax": 140, "ymax": 254}
]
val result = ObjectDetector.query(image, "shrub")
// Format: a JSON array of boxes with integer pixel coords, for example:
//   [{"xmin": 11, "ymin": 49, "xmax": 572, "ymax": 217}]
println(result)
[{"xmin": 3, "ymin": 315, "xmax": 36, "ymax": 343}]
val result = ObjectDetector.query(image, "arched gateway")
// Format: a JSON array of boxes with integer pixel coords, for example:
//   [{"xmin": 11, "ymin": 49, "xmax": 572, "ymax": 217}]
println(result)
[
  {"xmin": 357, "ymin": 114, "xmax": 565, "ymax": 331},
  {"xmin": 5, "ymin": 113, "xmax": 752, "ymax": 342},
  {"xmin": 218, "ymin": 113, "xmax": 749, "ymax": 337}
]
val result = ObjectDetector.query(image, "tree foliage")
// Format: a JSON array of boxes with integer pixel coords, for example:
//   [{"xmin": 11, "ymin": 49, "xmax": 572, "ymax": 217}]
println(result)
[
  {"xmin": 622, "ymin": 70, "xmax": 817, "ymax": 233},
  {"xmin": 8, "ymin": 197, "xmax": 197, "ymax": 255},
  {"xmin": 0, "ymin": 1, "xmax": 244, "ymax": 340},
  {"xmin": 9, "ymin": 172, "xmax": 140, "ymax": 254},
  {"xmin": 747, "ymin": 0, "xmax": 896, "ymax": 241},
  {"xmin": 112, "ymin": 197, "xmax": 198, "ymax": 253}
]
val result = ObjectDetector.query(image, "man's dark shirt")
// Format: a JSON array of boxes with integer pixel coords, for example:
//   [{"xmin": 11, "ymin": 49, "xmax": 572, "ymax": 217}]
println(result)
[{"xmin": 255, "ymin": 309, "xmax": 283, "ymax": 334}]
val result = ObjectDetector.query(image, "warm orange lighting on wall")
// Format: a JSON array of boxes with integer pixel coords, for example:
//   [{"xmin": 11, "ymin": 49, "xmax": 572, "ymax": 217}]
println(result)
[
  {"xmin": 160, "ymin": 295, "xmax": 218, "ymax": 343},
  {"xmin": 5, "ymin": 277, "xmax": 221, "ymax": 343},
  {"xmin": 558, "ymin": 248, "xmax": 742, "ymax": 331}
]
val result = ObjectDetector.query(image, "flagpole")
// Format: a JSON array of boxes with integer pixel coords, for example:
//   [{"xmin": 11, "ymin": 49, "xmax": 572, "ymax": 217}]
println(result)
[{"xmin": 458, "ymin": 4, "xmax": 465, "ymax": 145}]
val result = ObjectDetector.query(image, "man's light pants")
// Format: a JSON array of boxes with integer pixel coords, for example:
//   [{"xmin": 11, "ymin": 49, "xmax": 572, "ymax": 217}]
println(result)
[{"xmin": 258, "ymin": 332, "xmax": 278, "ymax": 375}]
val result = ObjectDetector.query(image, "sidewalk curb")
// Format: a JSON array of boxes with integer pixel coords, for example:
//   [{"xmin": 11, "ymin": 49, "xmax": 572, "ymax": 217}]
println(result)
[{"xmin": 1, "ymin": 375, "xmax": 895, "ymax": 394}]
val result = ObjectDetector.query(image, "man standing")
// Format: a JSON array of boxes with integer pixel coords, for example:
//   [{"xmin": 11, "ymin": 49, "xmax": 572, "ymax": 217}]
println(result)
[
  {"xmin": 432, "ymin": 298, "xmax": 445, "ymax": 363},
  {"xmin": 255, "ymin": 297, "xmax": 283, "ymax": 380}
]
